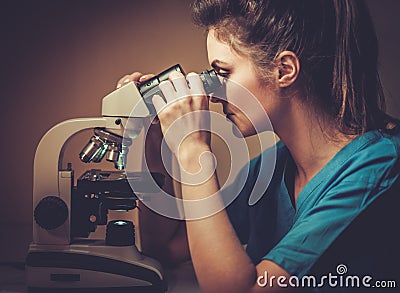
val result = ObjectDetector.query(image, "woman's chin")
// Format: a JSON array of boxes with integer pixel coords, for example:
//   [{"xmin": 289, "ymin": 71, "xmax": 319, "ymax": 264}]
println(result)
[
  {"xmin": 225, "ymin": 114, "xmax": 258, "ymax": 137},
  {"xmin": 230, "ymin": 121, "xmax": 257, "ymax": 138}
]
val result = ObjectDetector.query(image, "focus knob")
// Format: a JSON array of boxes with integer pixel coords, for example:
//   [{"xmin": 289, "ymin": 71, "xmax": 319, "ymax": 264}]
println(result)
[{"xmin": 34, "ymin": 196, "xmax": 68, "ymax": 230}]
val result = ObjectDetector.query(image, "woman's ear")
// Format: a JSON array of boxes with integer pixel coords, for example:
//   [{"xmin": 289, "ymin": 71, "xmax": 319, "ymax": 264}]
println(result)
[{"xmin": 275, "ymin": 51, "xmax": 300, "ymax": 88}]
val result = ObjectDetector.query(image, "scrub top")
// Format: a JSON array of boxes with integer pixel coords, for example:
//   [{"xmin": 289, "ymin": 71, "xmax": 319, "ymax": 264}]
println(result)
[{"xmin": 223, "ymin": 129, "xmax": 399, "ymax": 289}]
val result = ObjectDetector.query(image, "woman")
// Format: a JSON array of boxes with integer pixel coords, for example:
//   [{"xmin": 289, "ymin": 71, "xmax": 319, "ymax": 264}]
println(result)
[{"xmin": 118, "ymin": 0, "xmax": 399, "ymax": 292}]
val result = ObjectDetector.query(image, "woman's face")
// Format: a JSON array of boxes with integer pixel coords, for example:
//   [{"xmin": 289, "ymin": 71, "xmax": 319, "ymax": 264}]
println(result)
[{"xmin": 206, "ymin": 29, "xmax": 283, "ymax": 136}]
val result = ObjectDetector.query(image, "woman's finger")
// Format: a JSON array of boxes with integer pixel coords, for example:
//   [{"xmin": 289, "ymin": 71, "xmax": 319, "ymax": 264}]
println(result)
[
  {"xmin": 159, "ymin": 80, "xmax": 177, "ymax": 103},
  {"xmin": 169, "ymin": 72, "xmax": 190, "ymax": 98},
  {"xmin": 116, "ymin": 72, "xmax": 143, "ymax": 88},
  {"xmin": 187, "ymin": 72, "xmax": 208, "ymax": 110},
  {"xmin": 139, "ymin": 74, "xmax": 156, "ymax": 83},
  {"xmin": 186, "ymin": 72, "xmax": 206, "ymax": 97},
  {"xmin": 152, "ymin": 94, "xmax": 167, "ymax": 115}
]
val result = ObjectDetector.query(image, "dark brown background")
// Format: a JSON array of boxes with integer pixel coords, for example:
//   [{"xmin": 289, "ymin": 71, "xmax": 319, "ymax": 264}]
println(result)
[{"xmin": 0, "ymin": 0, "xmax": 399, "ymax": 229}]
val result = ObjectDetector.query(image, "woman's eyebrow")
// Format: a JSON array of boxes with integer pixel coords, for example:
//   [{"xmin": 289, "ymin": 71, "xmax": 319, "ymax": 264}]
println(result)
[{"xmin": 211, "ymin": 60, "xmax": 230, "ymax": 68}]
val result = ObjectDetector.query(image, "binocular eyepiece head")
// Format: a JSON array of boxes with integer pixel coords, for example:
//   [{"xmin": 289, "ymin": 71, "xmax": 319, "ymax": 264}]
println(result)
[{"xmin": 139, "ymin": 64, "xmax": 222, "ymax": 115}]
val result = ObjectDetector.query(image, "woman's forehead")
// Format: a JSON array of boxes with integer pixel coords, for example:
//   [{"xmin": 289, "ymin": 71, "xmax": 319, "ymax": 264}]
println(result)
[{"xmin": 206, "ymin": 30, "xmax": 239, "ymax": 64}]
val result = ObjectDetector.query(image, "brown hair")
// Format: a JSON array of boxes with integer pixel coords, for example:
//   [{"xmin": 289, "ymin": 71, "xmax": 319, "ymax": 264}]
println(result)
[{"xmin": 192, "ymin": 0, "xmax": 397, "ymax": 134}]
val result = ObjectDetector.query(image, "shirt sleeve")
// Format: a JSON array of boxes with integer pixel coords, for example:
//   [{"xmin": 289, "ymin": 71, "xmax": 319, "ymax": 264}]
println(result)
[{"xmin": 263, "ymin": 173, "xmax": 399, "ymax": 278}]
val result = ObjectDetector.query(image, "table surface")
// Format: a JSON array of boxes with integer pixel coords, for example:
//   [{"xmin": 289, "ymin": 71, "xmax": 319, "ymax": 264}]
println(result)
[{"xmin": 0, "ymin": 224, "xmax": 201, "ymax": 293}]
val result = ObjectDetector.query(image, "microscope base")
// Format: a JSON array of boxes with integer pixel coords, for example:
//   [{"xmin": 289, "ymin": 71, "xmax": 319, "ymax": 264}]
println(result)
[{"xmin": 26, "ymin": 241, "xmax": 166, "ymax": 292}]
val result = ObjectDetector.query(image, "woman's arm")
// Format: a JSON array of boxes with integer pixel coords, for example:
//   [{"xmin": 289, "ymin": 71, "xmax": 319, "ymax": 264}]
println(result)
[
  {"xmin": 179, "ymin": 145, "xmax": 290, "ymax": 293},
  {"xmin": 152, "ymin": 71, "xmax": 291, "ymax": 292}
]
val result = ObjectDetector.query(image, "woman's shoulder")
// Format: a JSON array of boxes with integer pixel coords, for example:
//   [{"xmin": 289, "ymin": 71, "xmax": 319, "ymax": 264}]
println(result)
[
  {"xmin": 379, "ymin": 127, "xmax": 400, "ymax": 152},
  {"xmin": 353, "ymin": 129, "xmax": 400, "ymax": 160},
  {"xmin": 323, "ymin": 129, "xmax": 399, "ymax": 191}
]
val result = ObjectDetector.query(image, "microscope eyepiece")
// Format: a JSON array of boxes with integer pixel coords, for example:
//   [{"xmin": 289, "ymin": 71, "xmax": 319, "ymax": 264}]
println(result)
[{"xmin": 199, "ymin": 69, "xmax": 221, "ymax": 94}]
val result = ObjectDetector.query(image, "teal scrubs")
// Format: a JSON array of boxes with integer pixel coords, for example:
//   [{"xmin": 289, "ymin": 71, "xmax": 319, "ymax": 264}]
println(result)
[{"xmin": 224, "ymin": 129, "xmax": 399, "ymax": 285}]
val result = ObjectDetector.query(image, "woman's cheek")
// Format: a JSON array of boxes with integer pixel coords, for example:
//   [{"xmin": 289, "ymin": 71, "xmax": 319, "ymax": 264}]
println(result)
[{"xmin": 221, "ymin": 79, "xmax": 273, "ymax": 134}]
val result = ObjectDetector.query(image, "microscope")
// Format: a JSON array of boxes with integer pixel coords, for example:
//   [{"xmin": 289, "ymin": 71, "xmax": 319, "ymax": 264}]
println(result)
[{"xmin": 26, "ymin": 65, "xmax": 221, "ymax": 291}]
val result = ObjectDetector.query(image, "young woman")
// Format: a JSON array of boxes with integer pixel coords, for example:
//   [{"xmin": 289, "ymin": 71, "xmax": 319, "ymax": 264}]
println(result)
[{"xmin": 118, "ymin": 0, "xmax": 399, "ymax": 292}]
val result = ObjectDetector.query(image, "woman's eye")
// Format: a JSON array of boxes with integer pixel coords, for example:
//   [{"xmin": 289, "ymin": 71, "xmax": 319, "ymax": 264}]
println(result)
[{"xmin": 217, "ymin": 69, "xmax": 231, "ymax": 78}]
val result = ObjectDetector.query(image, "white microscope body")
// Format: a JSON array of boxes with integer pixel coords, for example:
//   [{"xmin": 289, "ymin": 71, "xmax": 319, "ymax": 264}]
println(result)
[{"xmin": 26, "ymin": 83, "xmax": 166, "ymax": 291}]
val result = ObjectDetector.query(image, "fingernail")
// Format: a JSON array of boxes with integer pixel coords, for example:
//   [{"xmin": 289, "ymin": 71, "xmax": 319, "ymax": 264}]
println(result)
[
  {"xmin": 116, "ymin": 83, "xmax": 122, "ymax": 89},
  {"xmin": 139, "ymin": 75, "xmax": 148, "ymax": 82},
  {"xmin": 123, "ymin": 78, "xmax": 131, "ymax": 83}
]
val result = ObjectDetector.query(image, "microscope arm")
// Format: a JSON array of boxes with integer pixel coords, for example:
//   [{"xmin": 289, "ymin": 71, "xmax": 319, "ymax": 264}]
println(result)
[
  {"xmin": 33, "ymin": 81, "xmax": 148, "ymax": 200},
  {"xmin": 33, "ymin": 81, "xmax": 148, "ymax": 244},
  {"xmin": 33, "ymin": 117, "xmax": 111, "ymax": 244},
  {"xmin": 34, "ymin": 118, "xmax": 104, "ymax": 195}
]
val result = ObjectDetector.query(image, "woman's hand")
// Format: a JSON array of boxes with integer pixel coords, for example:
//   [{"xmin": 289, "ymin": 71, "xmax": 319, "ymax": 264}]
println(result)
[
  {"xmin": 116, "ymin": 72, "xmax": 154, "ymax": 89},
  {"xmin": 116, "ymin": 71, "xmax": 166, "ymax": 171},
  {"xmin": 115, "ymin": 72, "xmax": 190, "ymax": 265},
  {"xmin": 152, "ymin": 71, "xmax": 212, "ymax": 168}
]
